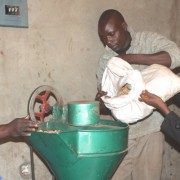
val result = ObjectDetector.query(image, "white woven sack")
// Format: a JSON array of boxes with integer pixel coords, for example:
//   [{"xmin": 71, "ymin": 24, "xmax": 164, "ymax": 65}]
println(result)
[
  {"xmin": 142, "ymin": 64, "xmax": 180, "ymax": 101},
  {"xmin": 101, "ymin": 57, "xmax": 180, "ymax": 123}
]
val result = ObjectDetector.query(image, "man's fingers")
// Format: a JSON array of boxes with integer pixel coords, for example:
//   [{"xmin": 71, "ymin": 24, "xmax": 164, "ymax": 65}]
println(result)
[
  {"xmin": 24, "ymin": 127, "xmax": 36, "ymax": 132},
  {"xmin": 21, "ymin": 132, "xmax": 31, "ymax": 136},
  {"xmin": 96, "ymin": 91, "xmax": 107, "ymax": 100}
]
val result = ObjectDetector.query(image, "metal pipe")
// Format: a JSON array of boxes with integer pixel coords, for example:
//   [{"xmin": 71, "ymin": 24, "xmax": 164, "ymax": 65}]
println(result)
[{"xmin": 29, "ymin": 145, "xmax": 35, "ymax": 180}]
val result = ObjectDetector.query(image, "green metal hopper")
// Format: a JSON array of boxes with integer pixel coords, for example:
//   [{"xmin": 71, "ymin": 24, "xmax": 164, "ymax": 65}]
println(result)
[{"xmin": 26, "ymin": 86, "xmax": 129, "ymax": 180}]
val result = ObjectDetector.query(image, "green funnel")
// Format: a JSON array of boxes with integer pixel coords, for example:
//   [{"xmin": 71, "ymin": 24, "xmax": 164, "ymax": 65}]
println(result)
[
  {"xmin": 27, "ymin": 119, "xmax": 128, "ymax": 180},
  {"xmin": 27, "ymin": 89, "xmax": 129, "ymax": 180}
]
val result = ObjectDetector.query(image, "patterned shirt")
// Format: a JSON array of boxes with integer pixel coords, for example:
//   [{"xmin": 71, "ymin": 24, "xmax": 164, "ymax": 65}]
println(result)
[{"xmin": 96, "ymin": 28, "xmax": 180, "ymax": 138}]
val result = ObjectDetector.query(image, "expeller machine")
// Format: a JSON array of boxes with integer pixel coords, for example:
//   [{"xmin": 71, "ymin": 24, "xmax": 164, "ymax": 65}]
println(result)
[{"xmin": 26, "ymin": 85, "xmax": 129, "ymax": 180}]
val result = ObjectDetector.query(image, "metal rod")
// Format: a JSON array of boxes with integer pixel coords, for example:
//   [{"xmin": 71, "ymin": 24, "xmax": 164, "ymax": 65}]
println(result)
[{"xmin": 29, "ymin": 145, "xmax": 35, "ymax": 180}]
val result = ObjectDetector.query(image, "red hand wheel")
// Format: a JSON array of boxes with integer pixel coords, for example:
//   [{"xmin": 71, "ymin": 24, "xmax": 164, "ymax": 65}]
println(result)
[{"xmin": 28, "ymin": 85, "xmax": 63, "ymax": 123}]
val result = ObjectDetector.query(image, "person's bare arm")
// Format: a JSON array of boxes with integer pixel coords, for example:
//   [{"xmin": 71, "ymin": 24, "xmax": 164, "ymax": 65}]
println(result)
[
  {"xmin": 0, "ymin": 116, "xmax": 38, "ymax": 139},
  {"xmin": 118, "ymin": 51, "xmax": 171, "ymax": 67},
  {"xmin": 139, "ymin": 90, "xmax": 171, "ymax": 116}
]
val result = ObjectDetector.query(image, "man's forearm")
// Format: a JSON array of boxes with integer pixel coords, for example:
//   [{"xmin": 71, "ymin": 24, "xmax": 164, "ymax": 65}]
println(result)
[
  {"xmin": 0, "ymin": 124, "xmax": 9, "ymax": 139},
  {"xmin": 118, "ymin": 51, "xmax": 171, "ymax": 67},
  {"xmin": 157, "ymin": 103, "xmax": 171, "ymax": 117}
]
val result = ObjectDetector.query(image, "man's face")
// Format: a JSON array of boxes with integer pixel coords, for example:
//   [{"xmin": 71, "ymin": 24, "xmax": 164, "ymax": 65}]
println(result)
[{"xmin": 98, "ymin": 17, "xmax": 131, "ymax": 53}]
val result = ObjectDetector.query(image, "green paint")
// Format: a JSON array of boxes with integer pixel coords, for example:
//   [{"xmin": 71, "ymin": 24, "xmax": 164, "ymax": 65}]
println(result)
[{"xmin": 27, "ymin": 102, "xmax": 128, "ymax": 180}]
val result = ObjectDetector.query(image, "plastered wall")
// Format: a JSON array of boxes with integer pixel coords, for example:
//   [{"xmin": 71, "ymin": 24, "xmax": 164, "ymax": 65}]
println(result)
[{"xmin": 0, "ymin": 0, "xmax": 179, "ymax": 179}]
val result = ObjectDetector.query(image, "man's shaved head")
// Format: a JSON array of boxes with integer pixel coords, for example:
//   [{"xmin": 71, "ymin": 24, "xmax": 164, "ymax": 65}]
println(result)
[
  {"xmin": 98, "ymin": 9, "xmax": 131, "ymax": 54},
  {"xmin": 98, "ymin": 9, "xmax": 125, "ymax": 27}
]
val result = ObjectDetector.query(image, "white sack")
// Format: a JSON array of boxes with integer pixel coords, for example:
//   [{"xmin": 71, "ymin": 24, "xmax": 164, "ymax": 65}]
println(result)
[
  {"xmin": 101, "ymin": 57, "xmax": 180, "ymax": 123},
  {"xmin": 142, "ymin": 64, "xmax": 180, "ymax": 101}
]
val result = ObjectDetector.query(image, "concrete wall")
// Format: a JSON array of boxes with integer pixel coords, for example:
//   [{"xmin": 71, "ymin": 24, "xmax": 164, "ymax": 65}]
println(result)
[{"xmin": 0, "ymin": 0, "xmax": 179, "ymax": 179}]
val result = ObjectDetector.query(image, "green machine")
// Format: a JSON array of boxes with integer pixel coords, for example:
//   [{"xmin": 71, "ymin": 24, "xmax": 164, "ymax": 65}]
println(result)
[{"xmin": 27, "ymin": 85, "xmax": 129, "ymax": 180}]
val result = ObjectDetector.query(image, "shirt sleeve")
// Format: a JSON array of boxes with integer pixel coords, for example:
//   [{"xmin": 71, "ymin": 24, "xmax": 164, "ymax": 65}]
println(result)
[
  {"xmin": 161, "ymin": 111, "xmax": 180, "ymax": 144},
  {"xmin": 148, "ymin": 32, "xmax": 180, "ymax": 69}
]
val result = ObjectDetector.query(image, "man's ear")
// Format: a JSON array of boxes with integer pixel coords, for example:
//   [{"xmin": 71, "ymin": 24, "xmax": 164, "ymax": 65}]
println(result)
[{"xmin": 122, "ymin": 22, "xmax": 128, "ymax": 31}]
